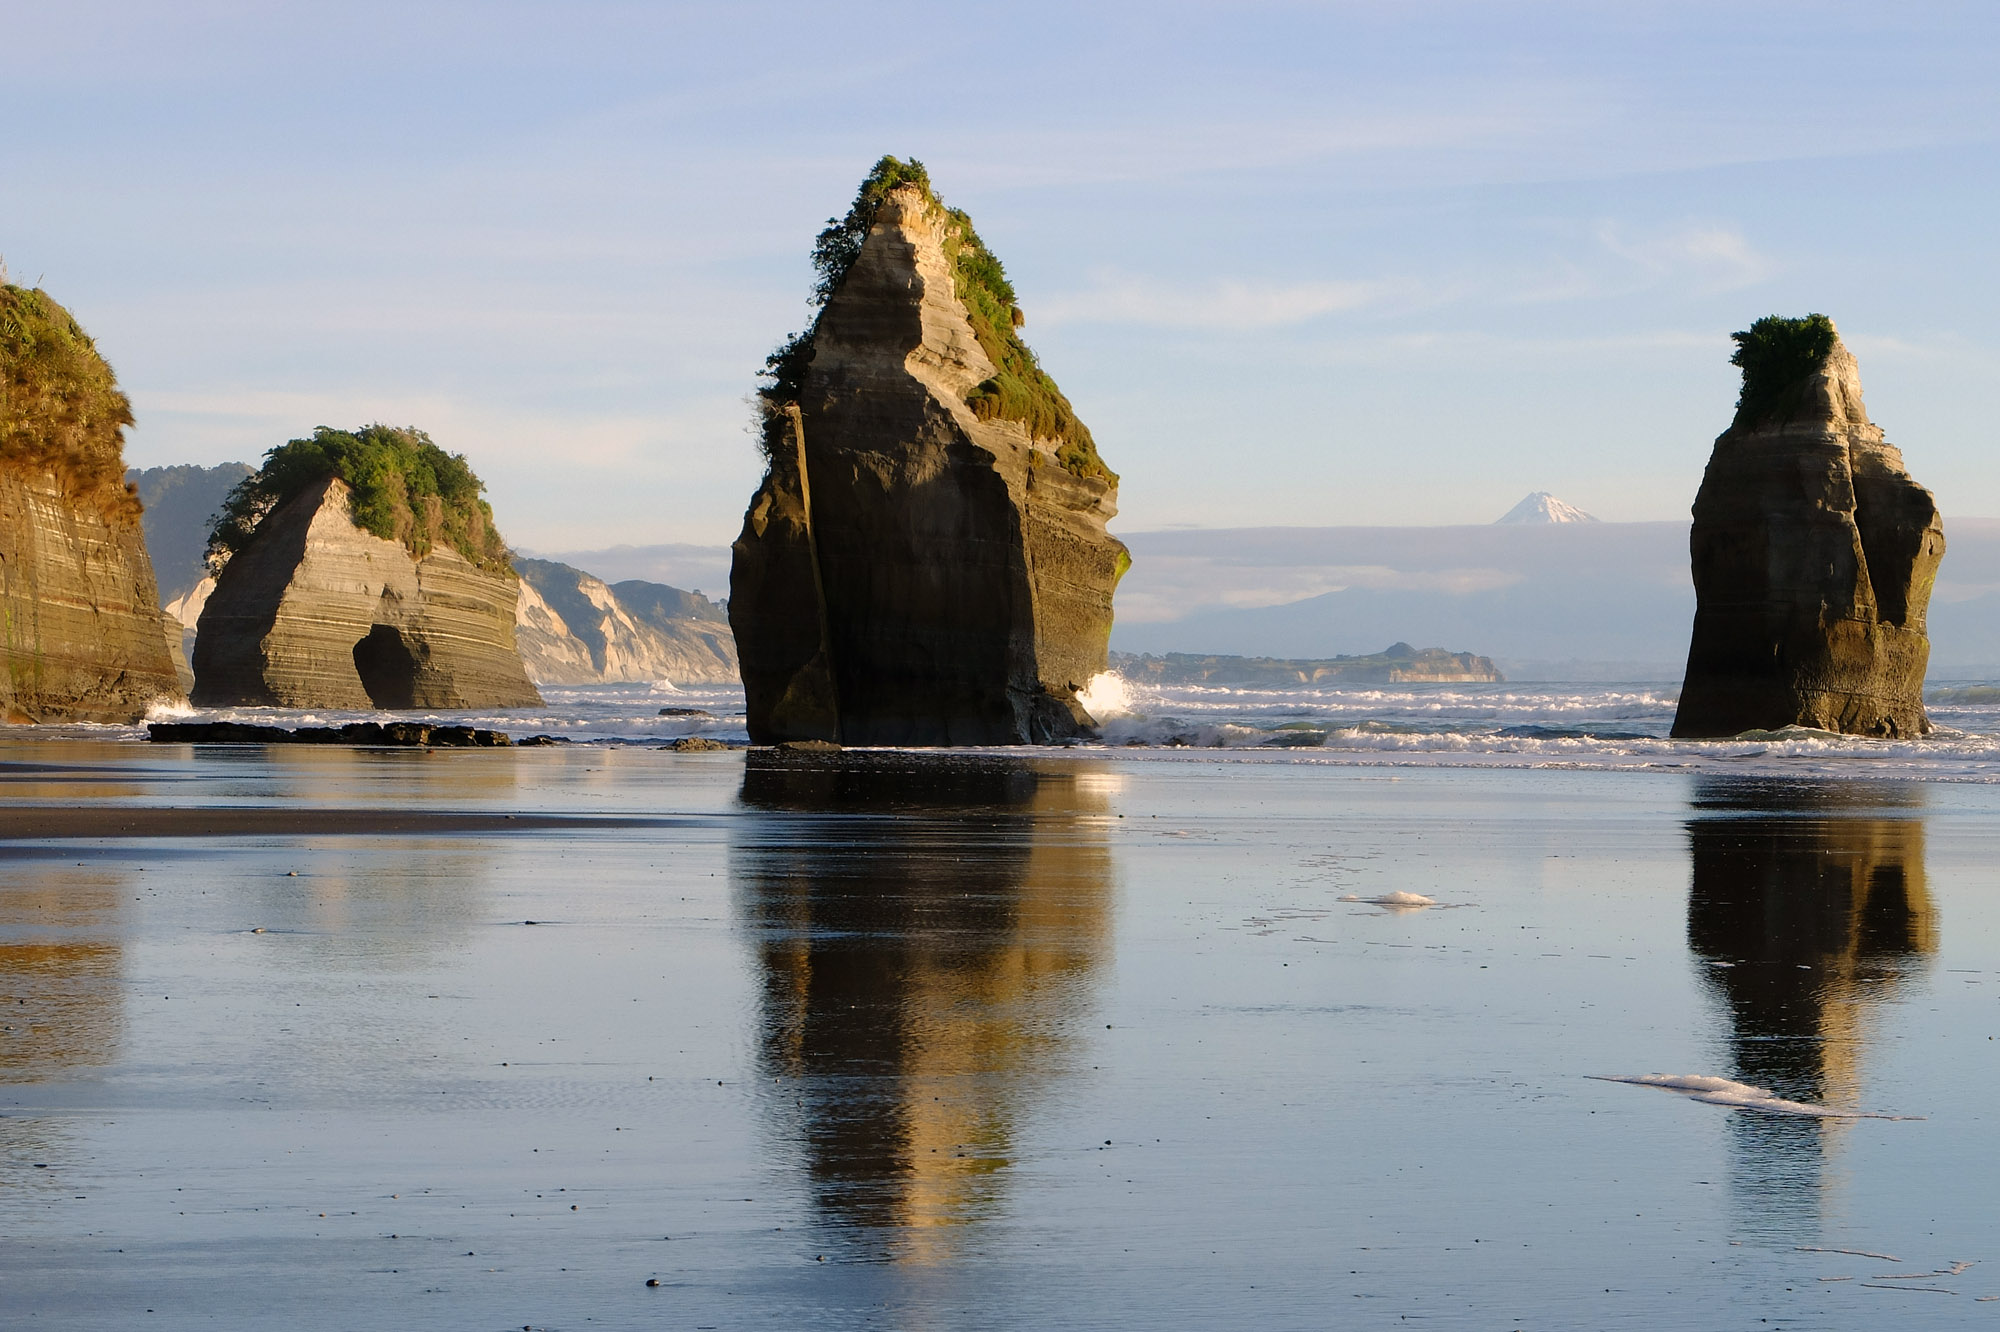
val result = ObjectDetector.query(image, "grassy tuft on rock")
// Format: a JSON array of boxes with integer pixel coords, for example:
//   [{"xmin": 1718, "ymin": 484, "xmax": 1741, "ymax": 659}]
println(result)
[
  {"xmin": 760, "ymin": 155, "xmax": 1114, "ymax": 483},
  {"xmin": 1730, "ymin": 313, "xmax": 1839, "ymax": 428},
  {"xmin": 0, "ymin": 285, "xmax": 139, "ymax": 521},
  {"xmin": 208, "ymin": 424, "xmax": 513, "ymax": 574}
]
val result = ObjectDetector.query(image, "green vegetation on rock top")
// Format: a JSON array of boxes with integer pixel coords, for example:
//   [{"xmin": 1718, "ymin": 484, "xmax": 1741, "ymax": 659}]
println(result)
[
  {"xmin": 760, "ymin": 155, "xmax": 1114, "ymax": 483},
  {"xmin": 209, "ymin": 424, "xmax": 513, "ymax": 573},
  {"xmin": 0, "ymin": 284, "xmax": 138, "ymax": 519},
  {"xmin": 1730, "ymin": 313, "xmax": 1839, "ymax": 428}
]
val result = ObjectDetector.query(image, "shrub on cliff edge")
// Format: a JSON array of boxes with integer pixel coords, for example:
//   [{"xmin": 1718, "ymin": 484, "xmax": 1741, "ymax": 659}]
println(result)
[
  {"xmin": 1730, "ymin": 313, "xmax": 1839, "ymax": 429},
  {"xmin": 759, "ymin": 155, "xmax": 1115, "ymax": 483},
  {"xmin": 208, "ymin": 424, "xmax": 513, "ymax": 574},
  {"xmin": 0, "ymin": 284, "xmax": 139, "ymax": 521}
]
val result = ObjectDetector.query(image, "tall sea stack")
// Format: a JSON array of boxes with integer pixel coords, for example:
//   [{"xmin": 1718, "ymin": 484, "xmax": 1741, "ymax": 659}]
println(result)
[
  {"xmin": 1672, "ymin": 316, "xmax": 1943, "ymax": 738},
  {"xmin": 193, "ymin": 426, "xmax": 541, "ymax": 710},
  {"xmin": 0, "ymin": 285, "xmax": 181, "ymax": 722},
  {"xmin": 731, "ymin": 158, "xmax": 1128, "ymax": 745}
]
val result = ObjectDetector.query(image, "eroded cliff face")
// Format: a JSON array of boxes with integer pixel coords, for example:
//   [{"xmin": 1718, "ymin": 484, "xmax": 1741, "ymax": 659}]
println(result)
[
  {"xmin": 1, "ymin": 468, "xmax": 182, "ymax": 722},
  {"xmin": 192, "ymin": 477, "xmax": 541, "ymax": 709},
  {"xmin": 1672, "ymin": 331, "xmax": 1943, "ymax": 738},
  {"xmin": 731, "ymin": 183, "xmax": 1127, "ymax": 745},
  {"xmin": 513, "ymin": 558, "xmax": 737, "ymax": 685},
  {"xmin": 1, "ymin": 283, "xmax": 181, "ymax": 723}
]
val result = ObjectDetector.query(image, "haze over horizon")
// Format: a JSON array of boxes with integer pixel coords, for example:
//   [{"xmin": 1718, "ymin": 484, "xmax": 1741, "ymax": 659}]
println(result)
[{"xmin": 9, "ymin": 1, "xmax": 2000, "ymax": 550}]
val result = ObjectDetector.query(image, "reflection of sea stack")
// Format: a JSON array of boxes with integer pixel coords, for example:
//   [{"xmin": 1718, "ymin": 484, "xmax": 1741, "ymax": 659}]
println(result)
[
  {"xmin": 1684, "ymin": 781, "xmax": 1934, "ymax": 1228},
  {"xmin": 1687, "ymin": 785, "xmax": 1934, "ymax": 1109},
  {"xmin": 192, "ymin": 426, "xmax": 541, "ymax": 709},
  {"xmin": 732, "ymin": 754, "xmax": 1112, "ymax": 1257},
  {"xmin": 730, "ymin": 157, "xmax": 1128, "ymax": 745},
  {"xmin": 1673, "ymin": 316, "xmax": 1943, "ymax": 738},
  {"xmin": 0, "ymin": 285, "xmax": 182, "ymax": 722}
]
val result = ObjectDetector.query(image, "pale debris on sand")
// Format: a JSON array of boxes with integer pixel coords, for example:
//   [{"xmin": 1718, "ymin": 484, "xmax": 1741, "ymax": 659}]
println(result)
[
  {"xmin": 1338, "ymin": 891, "xmax": 1438, "ymax": 909},
  {"xmin": 1591, "ymin": 1074, "xmax": 1922, "ymax": 1120}
]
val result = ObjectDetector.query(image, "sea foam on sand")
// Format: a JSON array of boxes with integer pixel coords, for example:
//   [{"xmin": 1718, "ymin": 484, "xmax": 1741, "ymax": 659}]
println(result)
[{"xmin": 1593, "ymin": 1074, "xmax": 1922, "ymax": 1120}]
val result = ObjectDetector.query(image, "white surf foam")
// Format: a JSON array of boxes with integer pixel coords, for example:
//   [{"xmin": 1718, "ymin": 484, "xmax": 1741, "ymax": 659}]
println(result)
[{"xmin": 1077, "ymin": 671, "xmax": 1134, "ymax": 721}]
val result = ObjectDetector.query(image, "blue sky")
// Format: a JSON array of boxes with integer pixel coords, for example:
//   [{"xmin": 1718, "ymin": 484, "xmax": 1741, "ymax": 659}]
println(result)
[{"xmin": 8, "ymin": 1, "xmax": 2000, "ymax": 548}]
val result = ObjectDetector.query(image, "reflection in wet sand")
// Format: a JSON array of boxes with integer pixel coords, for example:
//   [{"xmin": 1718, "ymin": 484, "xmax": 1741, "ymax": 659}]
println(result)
[
  {"xmin": 1685, "ymin": 780, "xmax": 1934, "ymax": 1233},
  {"xmin": 0, "ymin": 867, "xmax": 126, "ymax": 1081},
  {"xmin": 732, "ymin": 754, "xmax": 1114, "ymax": 1263},
  {"xmin": 0, "ymin": 866, "xmax": 127, "ymax": 1195}
]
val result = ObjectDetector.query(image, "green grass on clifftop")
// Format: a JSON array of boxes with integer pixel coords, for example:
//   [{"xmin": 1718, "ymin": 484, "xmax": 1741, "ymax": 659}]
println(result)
[
  {"xmin": 1730, "ymin": 313, "xmax": 1839, "ymax": 429},
  {"xmin": 761, "ymin": 156, "xmax": 1114, "ymax": 483},
  {"xmin": 0, "ymin": 284, "xmax": 139, "ymax": 520},
  {"xmin": 209, "ymin": 425, "xmax": 513, "ymax": 574}
]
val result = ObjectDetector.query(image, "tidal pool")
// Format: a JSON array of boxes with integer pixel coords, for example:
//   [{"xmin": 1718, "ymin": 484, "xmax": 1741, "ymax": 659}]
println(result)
[{"xmin": 3, "ymin": 742, "xmax": 1998, "ymax": 1327}]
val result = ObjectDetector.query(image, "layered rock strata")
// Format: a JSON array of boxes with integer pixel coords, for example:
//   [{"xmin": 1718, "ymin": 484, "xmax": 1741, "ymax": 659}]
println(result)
[
  {"xmin": 192, "ymin": 476, "xmax": 541, "ymax": 709},
  {"xmin": 1, "ymin": 469, "xmax": 183, "ymax": 722},
  {"xmin": 1, "ymin": 284, "xmax": 181, "ymax": 723},
  {"xmin": 1672, "ymin": 328, "xmax": 1943, "ymax": 738},
  {"xmin": 731, "ymin": 181, "xmax": 1127, "ymax": 745}
]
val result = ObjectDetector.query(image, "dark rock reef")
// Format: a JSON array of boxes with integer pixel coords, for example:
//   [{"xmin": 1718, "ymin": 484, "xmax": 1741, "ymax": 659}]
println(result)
[
  {"xmin": 193, "ymin": 426, "xmax": 541, "ymax": 709},
  {"xmin": 0, "ymin": 285, "xmax": 181, "ymax": 722},
  {"xmin": 150, "ymin": 720, "xmax": 512, "ymax": 746},
  {"xmin": 1673, "ymin": 316, "xmax": 1943, "ymax": 738},
  {"xmin": 731, "ymin": 158, "xmax": 1127, "ymax": 745}
]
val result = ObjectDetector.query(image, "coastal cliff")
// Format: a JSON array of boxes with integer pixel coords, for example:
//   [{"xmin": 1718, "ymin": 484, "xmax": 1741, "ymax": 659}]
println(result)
[
  {"xmin": 1112, "ymin": 645, "xmax": 1502, "ymax": 686},
  {"xmin": 731, "ymin": 158, "xmax": 1127, "ymax": 745},
  {"xmin": 514, "ymin": 557, "xmax": 737, "ymax": 685},
  {"xmin": 0, "ymin": 285, "xmax": 181, "ymax": 722},
  {"xmin": 193, "ymin": 428, "xmax": 540, "ymax": 709},
  {"xmin": 1672, "ymin": 316, "xmax": 1943, "ymax": 738}
]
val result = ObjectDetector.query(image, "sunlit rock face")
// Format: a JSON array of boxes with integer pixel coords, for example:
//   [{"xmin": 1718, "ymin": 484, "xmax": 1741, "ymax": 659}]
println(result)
[
  {"xmin": 0, "ymin": 285, "xmax": 181, "ymax": 723},
  {"xmin": 0, "ymin": 470, "xmax": 183, "ymax": 723},
  {"xmin": 730, "ymin": 182, "xmax": 1127, "ymax": 746},
  {"xmin": 512, "ymin": 558, "xmax": 737, "ymax": 686},
  {"xmin": 192, "ymin": 477, "xmax": 541, "ymax": 710},
  {"xmin": 1672, "ymin": 330, "xmax": 1943, "ymax": 738}
]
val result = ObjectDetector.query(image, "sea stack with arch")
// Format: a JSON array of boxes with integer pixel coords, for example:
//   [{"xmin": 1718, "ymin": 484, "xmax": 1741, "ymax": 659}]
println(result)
[
  {"xmin": 191, "ymin": 426, "xmax": 541, "ymax": 710},
  {"xmin": 1672, "ymin": 315, "xmax": 1943, "ymax": 739},
  {"xmin": 729, "ymin": 156, "xmax": 1129, "ymax": 745}
]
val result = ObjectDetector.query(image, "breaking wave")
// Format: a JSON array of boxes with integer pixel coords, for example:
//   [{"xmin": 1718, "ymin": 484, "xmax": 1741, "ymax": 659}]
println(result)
[{"xmin": 63, "ymin": 671, "xmax": 2000, "ymax": 779}]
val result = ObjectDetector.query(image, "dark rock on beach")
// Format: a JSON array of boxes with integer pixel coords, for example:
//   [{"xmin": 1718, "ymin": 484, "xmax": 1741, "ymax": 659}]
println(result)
[
  {"xmin": 149, "ymin": 720, "xmax": 513, "ymax": 746},
  {"xmin": 731, "ymin": 160, "xmax": 1127, "ymax": 747},
  {"xmin": 1673, "ymin": 318, "xmax": 1944, "ymax": 738}
]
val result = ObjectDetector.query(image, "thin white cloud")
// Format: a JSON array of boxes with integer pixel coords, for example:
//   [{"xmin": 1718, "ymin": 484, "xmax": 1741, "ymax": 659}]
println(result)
[
  {"xmin": 1038, "ymin": 274, "xmax": 1401, "ymax": 331},
  {"xmin": 1511, "ymin": 221, "xmax": 1774, "ymax": 304}
]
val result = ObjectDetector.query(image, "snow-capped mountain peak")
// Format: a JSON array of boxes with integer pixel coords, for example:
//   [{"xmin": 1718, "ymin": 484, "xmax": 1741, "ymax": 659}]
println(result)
[{"xmin": 1495, "ymin": 492, "xmax": 1599, "ymax": 525}]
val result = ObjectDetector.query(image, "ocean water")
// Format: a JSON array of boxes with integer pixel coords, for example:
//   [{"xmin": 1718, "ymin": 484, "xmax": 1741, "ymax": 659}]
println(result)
[{"xmin": 104, "ymin": 672, "xmax": 2000, "ymax": 783}]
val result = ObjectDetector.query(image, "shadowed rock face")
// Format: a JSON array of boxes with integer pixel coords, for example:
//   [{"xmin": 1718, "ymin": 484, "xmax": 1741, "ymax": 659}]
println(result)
[
  {"xmin": 192, "ymin": 476, "xmax": 541, "ymax": 709},
  {"xmin": 1, "ymin": 469, "xmax": 182, "ymax": 722},
  {"xmin": 1673, "ymin": 333, "xmax": 1943, "ymax": 738},
  {"xmin": 731, "ymin": 184, "xmax": 1127, "ymax": 745}
]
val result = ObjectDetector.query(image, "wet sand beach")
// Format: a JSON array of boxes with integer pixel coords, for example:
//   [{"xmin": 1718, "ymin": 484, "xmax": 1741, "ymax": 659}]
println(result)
[{"xmin": 6, "ymin": 739, "xmax": 2000, "ymax": 1327}]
